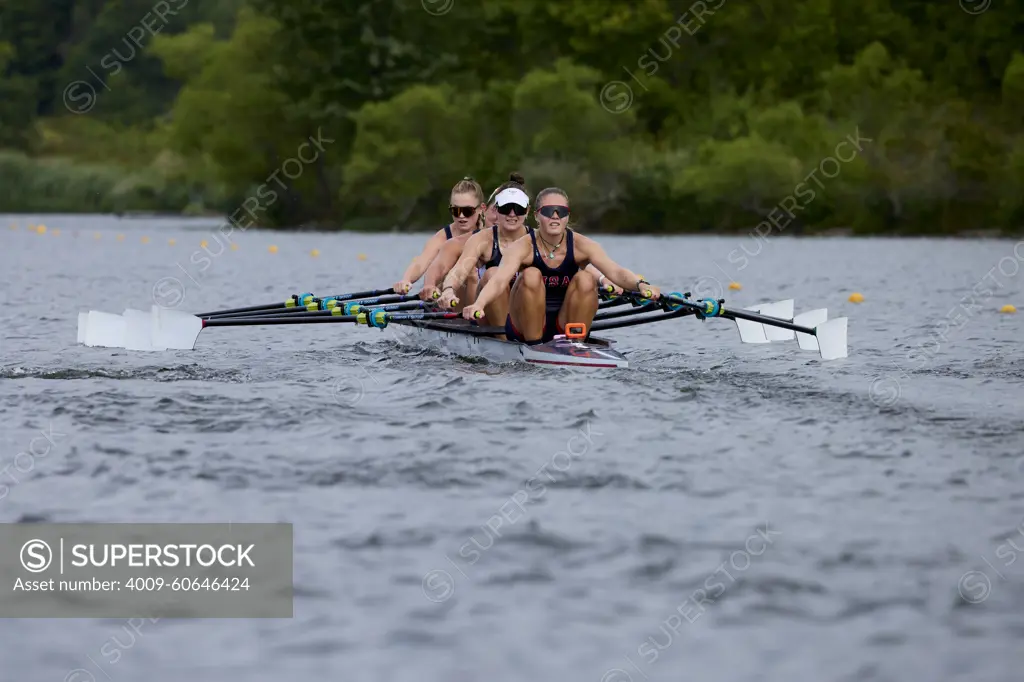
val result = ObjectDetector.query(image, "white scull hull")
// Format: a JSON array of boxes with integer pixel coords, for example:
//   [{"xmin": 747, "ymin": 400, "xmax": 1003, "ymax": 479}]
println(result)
[{"xmin": 389, "ymin": 322, "xmax": 629, "ymax": 368}]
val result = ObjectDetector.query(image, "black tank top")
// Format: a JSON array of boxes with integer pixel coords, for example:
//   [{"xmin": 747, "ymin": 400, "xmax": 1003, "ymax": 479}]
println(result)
[
  {"xmin": 445, "ymin": 225, "xmax": 480, "ymax": 240},
  {"xmin": 530, "ymin": 229, "xmax": 578, "ymax": 311},
  {"xmin": 483, "ymin": 226, "xmax": 531, "ymax": 269}
]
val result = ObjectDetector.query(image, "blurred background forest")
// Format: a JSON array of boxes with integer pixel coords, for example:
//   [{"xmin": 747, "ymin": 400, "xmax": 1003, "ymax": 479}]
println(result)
[{"xmin": 1, "ymin": 0, "xmax": 1023, "ymax": 234}]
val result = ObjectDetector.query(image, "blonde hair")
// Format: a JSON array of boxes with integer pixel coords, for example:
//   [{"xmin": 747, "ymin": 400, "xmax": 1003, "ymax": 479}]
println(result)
[
  {"xmin": 535, "ymin": 187, "xmax": 568, "ymax": 205},
  {"xmin": 451, "ymin": 176, "xmax": 485, "ymax": 228}
]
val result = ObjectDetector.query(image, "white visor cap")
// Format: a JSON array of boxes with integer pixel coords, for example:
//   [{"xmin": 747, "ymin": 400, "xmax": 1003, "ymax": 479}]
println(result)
[{"xmin": 495, "ymin": 187, "xmax": 529, "ymax": 208}]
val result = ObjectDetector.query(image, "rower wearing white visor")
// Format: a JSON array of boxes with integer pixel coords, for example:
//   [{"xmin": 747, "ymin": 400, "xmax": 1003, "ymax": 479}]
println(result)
[{"xmin": 434, "ymin": 173, "xmax": 534, "ymax": 324}]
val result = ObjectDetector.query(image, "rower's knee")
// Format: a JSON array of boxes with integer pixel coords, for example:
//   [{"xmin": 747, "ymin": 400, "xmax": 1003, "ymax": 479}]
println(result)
[
  {"xmin": 478, "ymin": 268, "xmax": 505, "ymax": 296},
  {"xmin": 570, "ymin": 270, "xmax": 597, "ymax": 292},
  {"xmin": 519, "ymin": 267, "xmax": 545, "ymax": 292},
  {"xmin": 479, "ymin": 268, "xmax": 498, "ymax": 288}
]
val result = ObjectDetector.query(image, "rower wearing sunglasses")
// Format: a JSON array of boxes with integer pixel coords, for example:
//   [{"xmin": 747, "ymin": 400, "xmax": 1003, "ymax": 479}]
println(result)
[
  {"xmin": 419, "ymin": 176, "xmax": 517, "ymax": 304},
  {"xmin": 462, "ymin": 186, "xmax": 661, "ymax": 342},
  {"xmin": 393, "ymin": 177, "xmax": 485, "ymax": 295},
  {"xmin": 434, "ymin": 174, "xmax": 535, "ymax": 322}
]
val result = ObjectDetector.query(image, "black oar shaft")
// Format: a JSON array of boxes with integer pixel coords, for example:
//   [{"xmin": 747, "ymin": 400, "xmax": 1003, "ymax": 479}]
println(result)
[
  {"xmin": 722, "ymin": 308, "xmax": 815, "ymax": 335},
  {"xmin": 656, "ymin": 294, "xmax": 817, "ymax": 336},
  {"xmin": 197, "ymin": 301, "xmax": 297, "ymax": 317},
  {"xmin": 206, "ymin": 294, "xmax": 416, "ymax": 319},
  {"xmin": 202, "ymin": 311, "xmax": 459, "ymax": 327},
  {"xmin": 594, "ymin": 301, "xmax": 661, "ymax": 321},
  {"xmin": 204, "ymin": 315, "xmax": 360, "ymax": 326},
  {"xmin": 591, "ymin": 308, "xmax": 694, "ymax": 331},
  {"xmin": 197, "ymin": 288, "xmax": 395, "ymax": 318}
]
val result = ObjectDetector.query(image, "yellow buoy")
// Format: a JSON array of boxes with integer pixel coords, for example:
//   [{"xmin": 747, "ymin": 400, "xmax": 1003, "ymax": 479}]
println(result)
[
  {"xmin": 268, "ymin": 245, "xmax": 278, "ymax": 253},
  {"xmin": 230, "ymin": 243, "xmax": 239, "ymax": 251},
  {"xmin": 36, "ymin": 225, "xmax": 47, "ymax": 234},
  {"xmin": 8, "ymin": 224, "xmax": 16, "ymax": 230},
  {"xmin": 116, "ymin": 234, "xmax": 125, "ymax": 241},
  {"xmin": 357, "ymin": 253, "xmax": 367, "ymax": 261},
  {"xmin": 168, "ymin": 238, "xmax": 176, "ymax": 246},
  {"xmin": 94, "ymin": 232, "xmax": 101, "ymax": 240},
  {"xmin": 140, "ymin": 236, "xmax": 150, "ymax": 244},
  {"xmin": 848, "ymin": 292, "xmax": 864, "ymax": 303},
  {"xmin": 200, "ymin": 240, "xmax": 208, "ymax": 248},
  {"xmin": 310, "ymin": 249, "xmax": 320, "ymax": 257},
  {"xmin": 728, "ymin": 282, "xmax": 742, "ymax": 290},
  {"xmin": 1000, "ymin": 304, "xmax": 1016, "ymax": 314}
]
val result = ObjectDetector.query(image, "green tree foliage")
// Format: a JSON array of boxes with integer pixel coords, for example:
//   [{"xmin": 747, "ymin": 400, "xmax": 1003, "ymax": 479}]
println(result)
[
  {"xmin": 150, "ymin": 9, "xmax": 327, "ymax": 225},
  {"xmin": 2, "ymin": 0, "xmax": 1023, "ymax": 232}
]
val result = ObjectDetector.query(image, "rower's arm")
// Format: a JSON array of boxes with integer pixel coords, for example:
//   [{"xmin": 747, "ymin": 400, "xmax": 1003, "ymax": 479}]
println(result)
[
  {"xmin": 400, "ymin": 230, "xmax": 448, "ymax": 284},
  {"xmin": 441, "ymin": 233, "xmax": 486, "ymax": 291},
  {"xmin": 576, "ymin": 236, "xmax": 647, "ymax": 292},
  {"xmin": 423, "ymin": 239, "xmax": 465, "ymax": 293},
  {"xmin": 584, "ymin": 263, "xmax": 609, "ymax": 288},
  {"xmin": 473, "ymin": 238, "xmax": 530, "ymax": 310}
]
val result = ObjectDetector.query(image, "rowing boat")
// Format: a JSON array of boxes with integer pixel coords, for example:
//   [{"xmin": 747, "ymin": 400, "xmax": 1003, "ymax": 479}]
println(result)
[{"xmin": 389, "ymin": 319, "xmax": 629, "ymax": 368}]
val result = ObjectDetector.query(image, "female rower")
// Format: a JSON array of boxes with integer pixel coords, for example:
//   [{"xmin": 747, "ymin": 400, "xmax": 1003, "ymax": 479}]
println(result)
[
  {"xmin": 435, "ymin": 174, "xmax": 535, "ymax": 322},
  {"xmin": 393, "ymin": 177, "xmax": 485, "ymax": 294},
  {"xmin": 419, "ymin": 178, "xmax": 508, "ymax": 303},
  {"xmin": 462, "ymin": 187, "xmax": 661, "ymax": 342}
]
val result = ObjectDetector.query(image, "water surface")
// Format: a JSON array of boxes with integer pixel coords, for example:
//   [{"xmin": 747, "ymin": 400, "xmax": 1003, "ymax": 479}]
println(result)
[{"xmin": 1, "ymin": 214, "xmax": 1023, "ymax": 682}]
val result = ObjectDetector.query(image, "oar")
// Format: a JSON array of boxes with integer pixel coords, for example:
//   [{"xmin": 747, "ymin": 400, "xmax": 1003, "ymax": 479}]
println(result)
[
  {"xmin": 217, "ymin": 300, "xmax": 438, "ymax": 320},
  {"xmin": 196, "ymin": 288, "xmax": 395, "ymax": 318},
  {"xmin": 132, "ymin": 308, "xmax": 462, "ymax": 351},
  {"xmin": 206, "ymin": 294, "xmax": 423, "ymax": 319},
  {"xmin": 654, "ymin": 294, "xmax": 848, "ymax": 360},
  {"xmin": 594, "ymin": 299, "xmax": 663, "ymax": 321},
  {"xmin": 591, "ymin": 307, "xmax": 695, "ymax": 331}
]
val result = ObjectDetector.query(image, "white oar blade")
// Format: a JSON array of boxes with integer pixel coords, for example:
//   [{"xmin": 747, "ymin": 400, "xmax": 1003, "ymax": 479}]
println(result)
[
  {"xmin": 152, "ymin": 306, "xmax": 204, "ymax": 350},
  {"xmin": 734, "ymin": 317, "xmax": 769, "ymax": 343},
  {"xmin": 756, "ymin": 299, "xmax": 795, "ymax": 341},
  {"xmin": 793, "ymin": 308, "xmax": 827, "ymax": 351},
  {"xmin": 815, "ymin": 317, "xmax": 848, "ymax": 360},
  {"xmin": 76, "ymin": 312, "xmax": 87, "ymax": 344},
  {"xmin": 84, "ymin": 311, "xmax": 126, "ymax": 348},
  {"xmin": 122, "ymin": 309, "xmax": 160, "ymax": 351}
]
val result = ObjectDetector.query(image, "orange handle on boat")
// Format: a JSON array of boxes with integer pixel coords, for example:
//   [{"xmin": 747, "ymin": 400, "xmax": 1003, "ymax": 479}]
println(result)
[{"xmin": 565, "ymin": 322, "xmax": 586, "ymax": 339}]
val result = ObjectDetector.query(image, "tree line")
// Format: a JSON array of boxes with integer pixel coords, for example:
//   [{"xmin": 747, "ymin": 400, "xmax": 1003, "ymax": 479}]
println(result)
[{"xmin": 1, "ymin": 0, "xmax": 1022, "ymax": 234}]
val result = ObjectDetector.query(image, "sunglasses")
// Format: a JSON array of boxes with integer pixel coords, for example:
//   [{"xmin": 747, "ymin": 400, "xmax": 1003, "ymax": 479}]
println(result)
[
  {"xmin": 449, "ymin": 205, "xmax": 478, "ymax": 219},
  {"xmin": 496, "ymin": 203, "xmax": 528, "ymax": 216},
  {"xmin": 537, "ymin": 205, "xmax": 570, "ymax": 219}
]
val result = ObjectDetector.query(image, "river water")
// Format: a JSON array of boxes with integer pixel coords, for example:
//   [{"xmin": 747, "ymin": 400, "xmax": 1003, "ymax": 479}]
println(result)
[{"xmin": 1, "ymin": 214, "xmax": 1023, "ymax": 682}]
